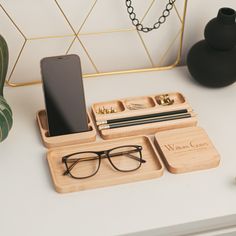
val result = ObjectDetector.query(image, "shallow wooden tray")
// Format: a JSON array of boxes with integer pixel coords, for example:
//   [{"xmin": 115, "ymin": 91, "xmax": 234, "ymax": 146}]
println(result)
[
  {"xmin": 91, "ymin": 92, "xmax": 197, "ymax": 140},
  {"xmin": 154, "ymin": 127, "xmax": 220, "ymax": 174},
  {"xmin": 36, "ymin": 110, "xmax": 96, "ymax": 149},
  {"xmin": 47, "ymin": 135, "xmax": 164, "ymax": 193}
]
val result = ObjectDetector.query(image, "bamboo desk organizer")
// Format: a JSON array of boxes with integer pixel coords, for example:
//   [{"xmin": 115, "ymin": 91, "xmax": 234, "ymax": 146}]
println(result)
[
  {"xmin": 92, "ymin": 92, "xmax": 198, "ymax": 140},
  {"xmin": 1, "ymin": 0, "xmax": 188, "ymax": 87},
  {"xmin": 47, "ymin": 136, "xmax": 164, "ymax": 193},
  {"xmin": 36, "ymin": 110, "xmax": 164, "ymax": 193},
  {"xmin": 154, "ymin": 127, "xmax": 220, "ymax": 174},
  {"xmin": 91, "ymin": 92, "xmax": 220, "ymax": 174},
  {"xmin": 36, "ymin": 91, "xmax": 220, "ymax": 193},
  {"xmin": 36, "ymin": 110, "xmax": 96, "ymax": 149}
]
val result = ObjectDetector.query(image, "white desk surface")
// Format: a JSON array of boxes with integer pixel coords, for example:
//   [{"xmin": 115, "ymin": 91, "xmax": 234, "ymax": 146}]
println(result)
[{"xmin": 1, "ymin": 66, "xmax": 236, "ymax": 236}]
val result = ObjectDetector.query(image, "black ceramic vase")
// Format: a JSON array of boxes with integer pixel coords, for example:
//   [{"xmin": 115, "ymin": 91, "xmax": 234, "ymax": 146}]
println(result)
[{"xmin": 187, "ymin": 7, "xmax": 236, "ymax": 87}]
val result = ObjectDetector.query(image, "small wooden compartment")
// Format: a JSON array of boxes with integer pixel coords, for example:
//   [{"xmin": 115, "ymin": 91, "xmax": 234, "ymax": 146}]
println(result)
[
  {"xmin": 93, "ymin": 100, "xmax": 125, "ymax": 114},
  {"xmin": 36, "ymin": 110, "xmax": 96, "ymax": 148},
  {"xmin": 155, "ymin": 92, "xmax": 185, "ymax": 106},
  {"xmin": 154, "ymin": 127, "xmax": 220, "ymax": 174},
  {"xmin": 91, "ymin": 92, "xmax": 197, "ymax": 140},
  {"xmin": 124, "ymin": 96, "xmax": 156, "ymax": 110},
  {"xmin": 47, "ymin": 135, "xmax": 164, "ymax": 193}
]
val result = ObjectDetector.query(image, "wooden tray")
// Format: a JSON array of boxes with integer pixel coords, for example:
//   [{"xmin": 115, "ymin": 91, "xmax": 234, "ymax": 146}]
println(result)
[
  {"xmin": 154, "ymin": 127, "xmax": 220, "ymax": 174},
  {"xmin": 47, "ymin": 135, "xmax": 164, "ymax": 193},
  {"xmin": 36, "ymin": 110, "xmax": 96, "ymax": 148},
  {"xmin": 91, "ymin": 92, "xmax": 197, "ymax": 140}
]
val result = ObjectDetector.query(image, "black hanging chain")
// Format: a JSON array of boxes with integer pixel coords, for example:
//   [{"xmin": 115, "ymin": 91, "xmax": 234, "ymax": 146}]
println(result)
[{"xmin": 125, "ymin": 0, "xmax": 176, "ymax": 33}]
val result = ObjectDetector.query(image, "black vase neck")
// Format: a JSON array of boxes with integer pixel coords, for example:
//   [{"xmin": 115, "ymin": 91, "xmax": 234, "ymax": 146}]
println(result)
[{"xmin": 217, "ymin": 8, "xmax": 236, "ymax": 24}]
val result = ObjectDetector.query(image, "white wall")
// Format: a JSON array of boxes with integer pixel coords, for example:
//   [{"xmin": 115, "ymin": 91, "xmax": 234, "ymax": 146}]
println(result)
[
  {"xmin": 0, "ymin": 0, "xmax": 236, "ymax": 84},
  {"xmin": 182, "ymin": 0, "xmax": 236, "ymax": 64}
]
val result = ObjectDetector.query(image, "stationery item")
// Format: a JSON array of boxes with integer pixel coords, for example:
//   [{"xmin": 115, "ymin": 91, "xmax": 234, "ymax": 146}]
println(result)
[
  {"xmin": 154, "ymin": 127, "xmax": 220, "ymax": 173},
  {"xmin": 156, "ymin": 94, "xmax": 174, "ymax": 106},
  {"xmin": 126, "ymin": 97, "xmax": 156, "ymax": 110},
  {"xmin": 127, "ymin": 103, "xmax": 149, "ymax": 110},
  {"xmin": 99, "ymin": 113, "xmax": 192, "ymax": 130},
  {"xmin": 92, "ymin": 92, "xmax": 197, "ymax": 140},
  {"xmin": 40, "ymin": 54, "xmax": 89, "ymax": 136},
  {"xmin": 47, "ymin": 135, "xmax": 164, "ymax": 193},
  {"xmin": 187, "ymin": 7, "xmax": 236, "ymax": 87},
  {"xmin": 97, "ymin": 109, "xmax": 188, "ymax": 125},
  {"xmin": 36, "ymin": 110, "xmax": 96, "ymax": 149},
  {"xmin": 96, "ymin": 106, "xmax": 117, "ymax": 114},
  {"xmin": 62, "ymin": 145, "xmax": 145, "ymax": 179}
]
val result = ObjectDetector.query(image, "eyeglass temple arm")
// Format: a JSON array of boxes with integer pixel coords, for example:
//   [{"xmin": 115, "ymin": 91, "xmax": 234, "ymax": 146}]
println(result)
[
  {"xmin": 109, "ymin": 151, "xmax": 146, "ymax": 163},
  {"xmin": 65, "ymin": 150, "xmax": 145, "ymax": 164}
]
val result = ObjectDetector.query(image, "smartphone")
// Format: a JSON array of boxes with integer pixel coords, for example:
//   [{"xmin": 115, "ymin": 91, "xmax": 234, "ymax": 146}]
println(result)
[{"xmin": 40, "ymin": 54, "xmax": 89, "ymax": 137}]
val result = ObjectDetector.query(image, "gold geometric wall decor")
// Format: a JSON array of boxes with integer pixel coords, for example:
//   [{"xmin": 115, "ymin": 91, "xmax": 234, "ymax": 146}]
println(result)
[{"xmin": 0, "ymin": 0, "xmax": 188, "ymax": 87}]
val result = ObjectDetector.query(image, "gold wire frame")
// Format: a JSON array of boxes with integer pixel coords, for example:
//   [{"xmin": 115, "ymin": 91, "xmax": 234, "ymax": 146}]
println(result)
[{"xmin": 0, "ymin": 0, "xmax": 188, "ymax": 87}]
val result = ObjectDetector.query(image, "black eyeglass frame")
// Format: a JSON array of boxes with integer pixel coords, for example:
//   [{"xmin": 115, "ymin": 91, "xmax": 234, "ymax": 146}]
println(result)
[{"xmin": 62, "ymin": 145, "xmax": 145, "ymax": 179}]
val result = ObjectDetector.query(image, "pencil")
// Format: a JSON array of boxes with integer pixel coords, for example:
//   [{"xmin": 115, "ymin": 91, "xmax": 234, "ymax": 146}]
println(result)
[
  {"xmin": 97, "ymin": 109, "xmax": 189, "ymax": 125},
  {"xmin": 98, "ymin": 113, "xmax": 192, "ymax": 130}
]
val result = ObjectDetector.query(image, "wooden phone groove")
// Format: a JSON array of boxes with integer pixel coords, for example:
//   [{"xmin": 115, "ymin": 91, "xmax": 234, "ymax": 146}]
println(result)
[{"xmin": 36, "ymin": 109, "xmax": 96, "ymax": 148}]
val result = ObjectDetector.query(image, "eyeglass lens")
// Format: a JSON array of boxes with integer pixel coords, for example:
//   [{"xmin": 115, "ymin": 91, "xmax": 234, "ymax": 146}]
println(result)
[
  {"xmin": 108, "ymin": 146, "xmax": 142, "ymax": 171},
  {"xmin": 64, "ymin": 146, "xmax": 143, "ymax": 178},
  {"xmin": 66, "ymin": 152, "xmax": 100, "ymax": 178}
]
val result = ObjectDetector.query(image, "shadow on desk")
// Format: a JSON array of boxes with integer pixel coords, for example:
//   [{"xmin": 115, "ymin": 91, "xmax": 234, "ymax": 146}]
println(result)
[{"xmin": 125, "ymin": 215, "xmax": 236, "ymax": 236}]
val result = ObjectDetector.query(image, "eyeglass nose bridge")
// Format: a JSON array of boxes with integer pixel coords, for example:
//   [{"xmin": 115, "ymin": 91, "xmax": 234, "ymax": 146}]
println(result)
[{"xmin": 96, "ymin": 150, "xmax": 109, "ymax": 156}]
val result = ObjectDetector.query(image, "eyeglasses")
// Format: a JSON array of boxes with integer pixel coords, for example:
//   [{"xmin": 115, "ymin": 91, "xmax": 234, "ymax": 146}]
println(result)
[{"xmin": 62, "ymin": 145, "xmax": 146, "ymax": 179}]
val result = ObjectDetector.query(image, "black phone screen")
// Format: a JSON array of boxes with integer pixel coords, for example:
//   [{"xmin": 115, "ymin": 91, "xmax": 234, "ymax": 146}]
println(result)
[{"xmin": 40, "ymin": 54, "xmax": 89, "ymax": 136}]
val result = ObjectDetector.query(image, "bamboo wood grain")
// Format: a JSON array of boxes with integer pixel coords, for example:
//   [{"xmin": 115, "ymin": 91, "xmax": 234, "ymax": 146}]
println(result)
[
  {"xmin": 154, "ymin": 127, "xmax": 220, "ymax": 174},
  {"xmin": 91, "ymin": 92, "xmax": 197, "ymax": 140},
  {"xmin": 47, "ymin": 136, "xmax": 164, "ymax": 193},
  {"xmin": 92, "ymin": 92, "xmax": 188, "ymax": 121},
  {"xmin": 36, "ymin": 110, "xmax": 96, "ymax": 148}
]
